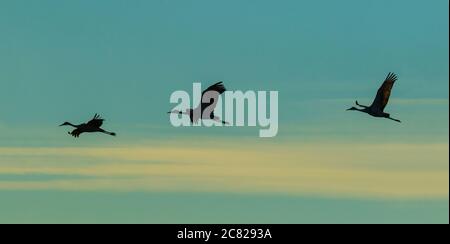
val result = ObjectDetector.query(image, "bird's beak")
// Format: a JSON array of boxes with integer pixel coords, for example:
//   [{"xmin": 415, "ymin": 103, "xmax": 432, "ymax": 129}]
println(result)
[{"xmin": 59, "ymin": 123, "xmax": 65, "ymax": 126}]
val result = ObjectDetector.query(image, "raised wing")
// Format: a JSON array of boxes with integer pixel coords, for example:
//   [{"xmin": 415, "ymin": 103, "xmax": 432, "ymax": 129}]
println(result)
[
  {"xmin": 370, "ymin": 72, "xmax": 398, "ymax": 112},
  {"xmin": 199, "ymin": 82, "xmax": 226, "ymax": 118},
  {"xmin": 86, "ymin": 114, "xmax": 104, "ymax": 128},
  {"xmin": 202, "ymin": 81, "xmax": 226, "ymax": 97}
]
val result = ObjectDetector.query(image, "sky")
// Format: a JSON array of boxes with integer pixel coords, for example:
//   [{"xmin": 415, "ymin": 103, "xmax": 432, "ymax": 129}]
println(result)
[{"xmin": 0, "ymin": 0, "xmax": 448, "ymax": 223}]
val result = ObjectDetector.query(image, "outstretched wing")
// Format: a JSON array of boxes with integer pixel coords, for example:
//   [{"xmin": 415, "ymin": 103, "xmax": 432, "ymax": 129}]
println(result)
[
  {"xmin": 370, "ymin": 72, "xmax": 398, "ymax": 112},
  {"xmin": 86, "ymin": 114, "xmax": 104, "ymax": 128},
  {"xmin": 199, "ymin": 82, "xmax": 226, "ymax": 118}
]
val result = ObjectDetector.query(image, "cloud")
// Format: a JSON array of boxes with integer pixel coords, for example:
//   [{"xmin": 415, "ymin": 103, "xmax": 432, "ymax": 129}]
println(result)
[{"xmin": 0, "ymin": 141, "xmax": 448, "ymax": 199}]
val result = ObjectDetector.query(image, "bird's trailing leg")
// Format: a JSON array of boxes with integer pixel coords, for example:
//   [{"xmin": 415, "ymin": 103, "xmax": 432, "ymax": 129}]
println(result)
[
  {"xmin": 387, "ymin": 117, "xmax": 401, "ymax": 123},
  {"xmin": 99, "ymin": 129, "xmax": 116, "ymax": 136},
  {"xmin": 213, "ymin": 116, "xmax": 230, "ymax": 125}
]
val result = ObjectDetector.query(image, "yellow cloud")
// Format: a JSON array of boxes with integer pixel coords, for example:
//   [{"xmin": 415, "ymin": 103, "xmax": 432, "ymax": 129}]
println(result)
[{"xmin": 0, "ymin": 141, "xmax": 448, "ymax": 199}]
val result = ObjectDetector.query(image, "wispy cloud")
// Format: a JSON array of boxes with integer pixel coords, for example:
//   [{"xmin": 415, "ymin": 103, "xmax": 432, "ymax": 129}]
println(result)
[{"xmin": 0, "ymin": 141, "xmax": 448, "ymax": 199}]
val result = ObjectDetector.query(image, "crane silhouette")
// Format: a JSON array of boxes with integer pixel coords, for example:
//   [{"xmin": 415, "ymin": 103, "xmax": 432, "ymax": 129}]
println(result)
[
  {"xmin": 347, "ymin": 72, "xmax": 401, "ymax": 123},
  {"xmin": 168, "ymin": 81, "xmax": 229, "ymax": 125},
  {"xmin": 60, "ymin": 114, "xmax": 117, "ymax": 138}
]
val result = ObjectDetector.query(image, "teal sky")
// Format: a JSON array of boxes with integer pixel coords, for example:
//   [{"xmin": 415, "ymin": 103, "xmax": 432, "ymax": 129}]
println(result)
[
  {"xmin": 0, "ymin": 0, "xmax": 448, "ymax": 223},
  {"xmin": 0, "ymin": 0, "xmax": 448, "ymax": 144},
  {"xmin": 1, "ymin": 191, "xmax": 448, "ymax": 224}
]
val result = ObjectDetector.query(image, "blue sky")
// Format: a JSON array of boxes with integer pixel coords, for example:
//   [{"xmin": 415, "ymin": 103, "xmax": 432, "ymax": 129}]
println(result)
[{"xmin": 0, "ymin": 0, "xmax": 448, "ymax": 223}]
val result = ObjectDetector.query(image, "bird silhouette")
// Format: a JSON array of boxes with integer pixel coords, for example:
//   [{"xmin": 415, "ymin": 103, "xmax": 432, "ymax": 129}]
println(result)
[
  {"xmin": 60, "ymin": 114, "xmax": 117, "ymax": 137},
  {"xmin": 168, "ymin": 82, "xmax": 229, "ymax": 125},
  {"xmin": 347, "ymin": 72, "xmax": 401, "ymax": 123}
]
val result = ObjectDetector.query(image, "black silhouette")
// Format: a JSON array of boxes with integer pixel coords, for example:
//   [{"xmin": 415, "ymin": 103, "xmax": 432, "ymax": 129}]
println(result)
[
  {"xmin": 347, "ymin": 72, "xmax": 401, "ymax": 123},
  {"xmin": 168, "ymin": 82, "xmax": 229, "ymax": 125},
  {"xmin": 60, "ymin": 114, "xmax": 116, "ymax": 137}
]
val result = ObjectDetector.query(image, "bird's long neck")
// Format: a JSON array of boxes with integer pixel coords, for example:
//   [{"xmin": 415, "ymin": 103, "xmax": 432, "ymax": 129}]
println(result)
[
  {"xmin": 168, "ymin": 109, "xmax": 196, "ymax": 123},
  {"xmin": 355, "ymin": 101, "xmax": 369, "ymax": 109},
  {"xmin": 66, "ymin": 122, "xmax": 79, "ymax": 128},
  {"xmin": 169, "ymin": 110, "xmax": 189, "ymax": 115},
  {"xmin": 350, "ymin": 107, "xmax": 369, "ymax": 113}
]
